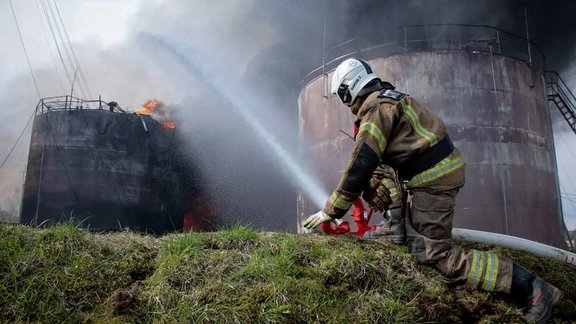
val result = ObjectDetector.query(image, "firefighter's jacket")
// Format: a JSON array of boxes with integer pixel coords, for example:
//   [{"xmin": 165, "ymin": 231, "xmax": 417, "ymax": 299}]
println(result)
[{"xmin": 323, "ymin": 89, "xmax": 465, "ymax": 218}]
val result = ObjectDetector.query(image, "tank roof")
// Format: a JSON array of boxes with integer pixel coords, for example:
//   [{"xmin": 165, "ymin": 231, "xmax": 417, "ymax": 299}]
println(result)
[
  {"xmin": 35, "ymin": 95, "xmax": 127, "ymax": 115},
  {"xmin": 303, "ymin": 23, "xmax": 545, "ymax": 86}
]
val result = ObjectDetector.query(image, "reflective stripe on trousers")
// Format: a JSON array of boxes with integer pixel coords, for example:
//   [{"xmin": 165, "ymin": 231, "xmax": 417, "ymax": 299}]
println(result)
[
  {"xmin": 406, "ymin": 186, "xmax": 513, "ymax": 293},
  {"xmin": 467, "ymin": 250, "xmax": 500, "ymax": 291}
]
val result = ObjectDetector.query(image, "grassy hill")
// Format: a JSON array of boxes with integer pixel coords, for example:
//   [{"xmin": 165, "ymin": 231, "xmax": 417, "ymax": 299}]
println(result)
[{"xmin": 1, "ymin": 223, "xmax": 575, "ymax": 323}]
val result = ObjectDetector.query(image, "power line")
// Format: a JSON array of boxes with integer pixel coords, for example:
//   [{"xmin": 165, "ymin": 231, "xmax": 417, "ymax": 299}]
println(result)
[
  {"xmin": 558, "ymin": 158, "xmax": 576, "ymax": 199},
  {"xmin": 0, "ymin": 111, "xmax": 35, "ymax": 169},
  {"xmin": 39, "ymin": 0, "xmax": 73, "ymax": 88},
  {"xmin": 52, "ymin": 0, "xmax": 94, "ymax": 99},
  {"xmin": 556, "ymin": 128, "xmax": 576, "ymax": 160},
  {"xmin": 560, "ymin": 182, "xmax": 576, "ymax": 215},
  {"xmin": 556, "ymin": 129, "xmax": 576, "ymax": 197},
  {"xmin": 44, "ymin": 0, "xmax": 86, "ymax": 98},
  {"xmin": 44, "ymin": 0, "xmax": 89, "ymax": 100},
  {"xmin": 8, "ymin": 0, "xmax": 42, "ymax": 99},
  {"xmin": 0, "ymin": 118, "xmax": 29, "ymax": 202},
  {"xmin": 34, "ymin": 0, "xmax": 66, "ymax": 94}
]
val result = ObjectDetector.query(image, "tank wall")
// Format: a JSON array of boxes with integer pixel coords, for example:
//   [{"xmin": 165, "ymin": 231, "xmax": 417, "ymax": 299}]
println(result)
[
  {"xmin": 298, "ymin": 51, "xmax": 564, "ymax": 247},
  {"xmin": 20, "ymin": 110, "xmax": 192, "ymax": 233}
]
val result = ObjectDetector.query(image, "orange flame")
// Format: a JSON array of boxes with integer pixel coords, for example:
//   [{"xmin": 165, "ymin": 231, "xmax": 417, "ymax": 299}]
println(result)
[
  {"xmin": 136, "ymin": 99, "xmax": 160, "ymax": 115},
  {"xmin": 163, "ymin": 121, "xmax": 177, "ymax": 129},
  {"xmin": 136, "ymin": 99, "xmax": 176, "ymax": 129}
]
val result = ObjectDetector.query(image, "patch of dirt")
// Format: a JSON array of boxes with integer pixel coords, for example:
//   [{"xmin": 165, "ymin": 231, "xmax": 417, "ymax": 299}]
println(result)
[{"xmin": 108, "ymin": 281, "xmax": 139, "ymax": 314}]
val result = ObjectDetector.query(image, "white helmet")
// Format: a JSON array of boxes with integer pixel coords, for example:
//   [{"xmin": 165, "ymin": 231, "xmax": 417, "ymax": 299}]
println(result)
[{"xmin": 331, "ymin": 58, "xmax": 379, "ymax": 105}]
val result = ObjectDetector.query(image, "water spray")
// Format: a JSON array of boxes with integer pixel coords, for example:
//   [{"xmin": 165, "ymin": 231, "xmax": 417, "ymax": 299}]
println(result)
[{"xmin": 139, "ymin": 34, "xmax": 329, "ymax": 209}]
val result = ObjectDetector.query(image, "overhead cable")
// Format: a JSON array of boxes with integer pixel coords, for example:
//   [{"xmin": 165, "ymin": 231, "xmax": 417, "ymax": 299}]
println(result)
[
  {"xmin": 8, "ymin": 0, "xmax": 42, "ymax": 99},
  {"xmin": 34, "ymin": 0, "xmax": 66, "ymax": 93},
  {"xmin": 39, "ymin": 0, "xmax": 73, "ymax": 87},
  {"xmin": 0, "ymin": 111, "xmax": 35, "ymax": 169},
  {"xmin": 557, "ymin": 132, "xmax": 576, "ymax": 195},
  {"xmin": 45, "ymin": 0, "xmax": 87, "ymax": 98},
  {"xmin": 52, "ymin": 0, "xmax": 94, "ymax": 99}
]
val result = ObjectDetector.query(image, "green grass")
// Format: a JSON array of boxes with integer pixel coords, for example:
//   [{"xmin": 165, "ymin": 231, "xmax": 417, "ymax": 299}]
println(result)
[{"xmin": 0, "ymin": 223, "xmax": 575, "ymax": 323}]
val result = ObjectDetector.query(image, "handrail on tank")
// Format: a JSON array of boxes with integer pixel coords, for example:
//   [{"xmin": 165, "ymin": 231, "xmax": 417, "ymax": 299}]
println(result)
[
  {"xmin": 35, "ymin": 95, "xmax": 126, "ymax": 115},
  {"xmin": 303, "ymin": 23, "xmax": 547, "ymax": 86}
]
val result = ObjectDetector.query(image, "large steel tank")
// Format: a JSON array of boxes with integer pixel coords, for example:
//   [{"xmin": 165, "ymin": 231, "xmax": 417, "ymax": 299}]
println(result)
[
  {"xmin": 298, "ymin": 24, "xmax": 564, "ymax": 247},
  {"xmin": 20, "ymin": 96, "xmax": 208, "ymax": 234}
]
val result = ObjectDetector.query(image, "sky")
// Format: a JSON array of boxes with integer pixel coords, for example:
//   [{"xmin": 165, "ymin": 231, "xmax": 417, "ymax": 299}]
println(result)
[{"xmin": 0, "ymin": 0, "xmax": 575, "ymax": 232}]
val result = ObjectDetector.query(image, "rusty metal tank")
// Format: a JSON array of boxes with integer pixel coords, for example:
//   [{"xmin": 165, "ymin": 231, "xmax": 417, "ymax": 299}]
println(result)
[
  {"xmin": 20, "ymin": 96, "xmax": 208, "ymax": 234},
  {"xmin": 298, "ymin": 24, "xmax": 565, "ymax": 247}
]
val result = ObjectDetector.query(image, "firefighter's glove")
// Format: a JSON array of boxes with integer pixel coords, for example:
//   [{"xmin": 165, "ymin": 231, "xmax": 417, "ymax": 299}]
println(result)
[
  {"xmin": 303, "ymin": 210, "xmax": 333, "ymax": 230},
  {"xmin": 363, "ymin": 176, "xmax": 383, "ymax": 209},
  {"xmin": 363, "ymin": 178, "xmax": 402, "ymax": 212}
]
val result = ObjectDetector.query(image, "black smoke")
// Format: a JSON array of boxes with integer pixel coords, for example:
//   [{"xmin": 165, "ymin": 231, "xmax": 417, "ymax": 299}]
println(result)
[
  {"xmin": 247, "ymin": 0, "xmax": 576, "ymax": 102},
  {"xmin": 128, "ymin": 0, "xmax": 576, "ymax": 231},
  {"xmin": 2, "ymin": 0, "xmax": 576, "ymax": 230},
  {"xmin": 241, "ymin": 0, "xmax": 576, "ymax": 139},
  {"xmin": 238, "ymin": 0, "xmax": 576, "ymax": 230}
]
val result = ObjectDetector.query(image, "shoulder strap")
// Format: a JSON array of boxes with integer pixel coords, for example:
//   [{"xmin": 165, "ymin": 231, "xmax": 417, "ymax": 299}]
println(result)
[{"xmin": 377, "ymin": 89, "xmax": 406, "ymax": 101}]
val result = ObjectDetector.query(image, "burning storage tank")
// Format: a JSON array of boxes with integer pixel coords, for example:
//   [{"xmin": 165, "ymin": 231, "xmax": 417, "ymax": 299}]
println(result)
[
  {"xmin": 298, "ymin": 24, "xmax": 565, "ymax": 247},
  {"xmin": 20, "ymin": 96, "xmax": 212, "ymax": 234}
]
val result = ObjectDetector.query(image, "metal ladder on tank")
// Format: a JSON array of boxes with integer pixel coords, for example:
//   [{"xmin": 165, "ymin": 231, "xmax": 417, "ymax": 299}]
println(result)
[
  {"xmin": 545, "ymin": 71, "xmax": 576, "ymax": 134},
  {"xmin": 545, "ymin": 71, "xmax": 576, "ymax": 248}
]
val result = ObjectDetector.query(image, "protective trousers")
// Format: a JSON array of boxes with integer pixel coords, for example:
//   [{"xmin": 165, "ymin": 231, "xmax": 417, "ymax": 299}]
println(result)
[{"xmin": 405, "ymin": 167, "xmax": 514, "ymax": 293}]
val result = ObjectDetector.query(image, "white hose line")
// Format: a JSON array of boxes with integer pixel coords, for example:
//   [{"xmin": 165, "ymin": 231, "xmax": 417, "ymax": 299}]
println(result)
[{"xmin": 452, "ymin": 228, "xmax": 576, "ymax": 268}]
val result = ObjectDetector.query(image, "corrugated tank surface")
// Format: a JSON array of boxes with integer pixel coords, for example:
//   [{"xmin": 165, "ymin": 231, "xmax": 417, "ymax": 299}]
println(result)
[
  {"xmin": 298, "ymin": 51, "xmax": 564, "ymax": 247},
  {"xmin": 20, "ymin": 109, "xmax": 191, "ymax": 234}
]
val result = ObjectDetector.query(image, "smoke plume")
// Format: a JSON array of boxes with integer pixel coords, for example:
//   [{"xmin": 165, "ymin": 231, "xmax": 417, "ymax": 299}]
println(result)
[{"xmin": 1, "ymin": 0, "xmax": 575, "ymax": 229}]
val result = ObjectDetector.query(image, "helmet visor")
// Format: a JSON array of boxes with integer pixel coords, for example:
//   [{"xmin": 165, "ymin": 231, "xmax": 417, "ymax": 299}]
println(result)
[{"xmin": 337, "ymin": 83, "xmax": 352, "ymax": 105}]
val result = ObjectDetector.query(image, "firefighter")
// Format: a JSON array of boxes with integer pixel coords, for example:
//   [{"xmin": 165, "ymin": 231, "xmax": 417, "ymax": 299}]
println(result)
[{"xmin": 303, "ymin": 58, "xmax": 563, "ymax": 323}]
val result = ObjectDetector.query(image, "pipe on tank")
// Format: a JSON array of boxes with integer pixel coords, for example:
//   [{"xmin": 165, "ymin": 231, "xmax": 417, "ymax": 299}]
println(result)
[
  {"xmin": 140, "ymin": 116, "xmax": 149, "ymax": 132},
  {"xmin": 452, "ymin": 228, "xmax": 576, "ymax": 268}
]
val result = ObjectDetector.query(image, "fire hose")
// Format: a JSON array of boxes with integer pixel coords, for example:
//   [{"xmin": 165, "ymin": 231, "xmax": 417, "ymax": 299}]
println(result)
[{"xmin": 320, "ymin": 198, "xmax": 576, "ymax": 269}]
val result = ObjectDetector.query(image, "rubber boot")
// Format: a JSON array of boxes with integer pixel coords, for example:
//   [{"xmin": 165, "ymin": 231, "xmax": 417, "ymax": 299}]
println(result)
[
  {"xmin": 510, "ymin": 263, "xmax": 563, "ymax": 323},
  {"xmin": 363, "ymin": 206, "xmax": 406, "ymax": 244}
]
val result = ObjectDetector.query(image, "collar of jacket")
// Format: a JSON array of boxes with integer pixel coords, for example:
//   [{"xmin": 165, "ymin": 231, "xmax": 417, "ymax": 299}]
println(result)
[
  {"xmin": 349, "ymin": 95, "xmax": 367, "ymax": 115},
  {"xmin": 349, "ymin": 81, "xmax": 385, "ymax": 115},
  {"xmin": 350, "ymin": 90, "xmax": 383, "ymax": 117}
]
